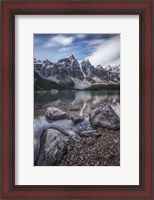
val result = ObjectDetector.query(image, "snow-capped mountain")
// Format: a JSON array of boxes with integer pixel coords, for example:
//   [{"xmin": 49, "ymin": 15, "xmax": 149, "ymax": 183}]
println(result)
[{"xmin": 34, "ymin": 55, "xmax": 120, "ymax": 90}]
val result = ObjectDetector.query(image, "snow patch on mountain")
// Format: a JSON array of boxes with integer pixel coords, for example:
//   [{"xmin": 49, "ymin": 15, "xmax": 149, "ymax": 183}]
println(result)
[{"xmin": 79, "ymin": 63, "xmax": 86, "ymax": 78}]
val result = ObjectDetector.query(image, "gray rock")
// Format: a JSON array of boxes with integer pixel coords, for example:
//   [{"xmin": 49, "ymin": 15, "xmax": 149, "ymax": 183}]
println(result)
[
  {"xmin": 35, "ymin": 128, "xmax": 75, "ymax": 166},
  {"xmin": 111, "ymin": 101, "xmax": 120, "ymax": 118},
  {"xmin": 72, "ymin": 116, "xmax": 84, "ymax": 125},
  {"xmin": 45, "ymin": 107, "xmax": 69, "ymax": 122},
  {"xmin": 90, "ymin": 103, "xmax": 120, "ymax": 130},
  {"xmin": 34, "ymin": 118, "xmax": 75, "ymax": 161}
]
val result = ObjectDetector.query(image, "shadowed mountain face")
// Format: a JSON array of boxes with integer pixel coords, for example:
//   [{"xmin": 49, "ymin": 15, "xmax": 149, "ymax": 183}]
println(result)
[{"xmin": 34, "ymin": 55, "xmax": 120, "ymax": 91}]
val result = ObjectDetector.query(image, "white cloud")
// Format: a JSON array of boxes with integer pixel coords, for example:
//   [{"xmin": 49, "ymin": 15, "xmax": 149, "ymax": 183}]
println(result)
[
  {"xmin": 53, "ymin": 35, "xmax": 74, "ymax": 45},
  {"xmin": 86, "ymin": 35, "xmax": 120, "ymax": 67},
  {"xmin": 84, "ymin": 39, "xmax": 106, "ymax": 46},
  {"xmin": 76, "ymin": 34, "xmax": 86, "ymax": 39},
  {"xmin": 58, "ymin": 47, "xmax": 69, "ymax": 52},
  {"xmin": 43, "ymin": 35, "xmax": 74, "ymax": 48}
]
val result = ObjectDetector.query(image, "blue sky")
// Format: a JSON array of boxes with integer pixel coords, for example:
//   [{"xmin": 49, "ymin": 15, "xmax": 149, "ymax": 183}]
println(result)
[{"xmin": 34, "ymin": 34, "xmax": 120, "ymax": 67}]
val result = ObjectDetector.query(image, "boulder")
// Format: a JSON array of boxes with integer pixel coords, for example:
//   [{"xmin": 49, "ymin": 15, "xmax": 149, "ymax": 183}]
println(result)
[
  {"xmin": 72, "ymin": 116, "xmax": 84, "ymax": 125},
  {"xmin": 90, "ymin": 103, "xmax": 120, "ymax": 130},
  {"xmin": 34, "ymin": 118, "xmax": 75, "ymax": 161},
  {"xmin": 35, "ymin": 128, "xmax": 75, "ymax": 166},
  {"xmin": 111, "ymin": 102, "xmax": 120, "ymax": 118},
  {"xmin": 45, "ymin": 107, "xmax": 69, "ymax": 122}
]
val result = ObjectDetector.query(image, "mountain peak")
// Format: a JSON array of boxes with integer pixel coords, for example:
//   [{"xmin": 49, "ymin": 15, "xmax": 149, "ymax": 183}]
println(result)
[
  {"xmin": 81, "ymin": 59, "xmax": 91, "ymax": 65},
  {"xmin": 43, "ymin": 60, "xmax": 54, "ymax": 67},
  {"xmin": 96, "ymin": 64, "xmax": 103, "ymax": 70},
  {"xmin": 58, "ymin": 55, "xmax": 78, "ymax": 64},
  {"xmin": 68, "ymin": 54, "xmax": 76, "ymax": 60},
  {"xmin": 84, "ymin": 59, "xmax": 90, "ymax": 63}
]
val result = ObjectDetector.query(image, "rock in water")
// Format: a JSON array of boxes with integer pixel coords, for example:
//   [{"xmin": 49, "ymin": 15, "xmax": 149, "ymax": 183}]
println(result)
[
  {"xmin": 35, "ymin": 128, "xmax": 74, "ymax": 166},
  {"xmin": 45, "ymin": 107, "xmax": 69, "ymax": 122},
  {"xmin": 71, "ymin": 116, "xmax": 84, "ymax": 125},
  {"xmin": 90, "ymin": 103, "xmax": 120, "ymax": 130}
]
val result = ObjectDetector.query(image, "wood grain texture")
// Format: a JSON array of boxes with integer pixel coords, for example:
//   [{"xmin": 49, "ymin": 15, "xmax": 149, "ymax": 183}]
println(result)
[{"xmin": 1, "ymin": 0, "xmax": 153, "ymax": 199}]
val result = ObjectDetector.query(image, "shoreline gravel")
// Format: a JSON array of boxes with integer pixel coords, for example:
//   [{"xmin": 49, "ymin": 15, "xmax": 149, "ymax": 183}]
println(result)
[{"xmin": 57, "ymin": 129, "xmax": 120, "ymax": 166}]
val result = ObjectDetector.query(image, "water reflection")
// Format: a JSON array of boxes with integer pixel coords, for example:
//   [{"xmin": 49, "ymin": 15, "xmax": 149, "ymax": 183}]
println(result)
[
  {"xmin": 34, "ymin": 90, "xmax": 120, "ymax": 104},
  {"xmin": 35, "ymin": 90, "xmax": 120, "ymax": 116}
]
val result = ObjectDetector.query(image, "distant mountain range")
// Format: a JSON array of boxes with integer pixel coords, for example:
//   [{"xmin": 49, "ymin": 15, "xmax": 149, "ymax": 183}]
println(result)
[{"xmin": 34, "ymin": 55, "xmax": 120, "ymax": 91}]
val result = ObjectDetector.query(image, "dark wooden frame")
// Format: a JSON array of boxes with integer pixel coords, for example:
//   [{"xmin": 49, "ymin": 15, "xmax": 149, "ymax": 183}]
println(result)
[{"xmin": 0, "ymin": 0, "xmax": 153, "ymax": 199}]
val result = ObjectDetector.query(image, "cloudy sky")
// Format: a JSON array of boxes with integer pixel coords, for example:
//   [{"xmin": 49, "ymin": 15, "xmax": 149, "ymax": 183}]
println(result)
[{"xmin": 34, "ymin": 34, "xmax": 120, "ymax": 67}]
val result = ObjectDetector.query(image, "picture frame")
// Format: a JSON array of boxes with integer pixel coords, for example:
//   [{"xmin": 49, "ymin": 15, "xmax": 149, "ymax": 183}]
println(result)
[{"xmin": 0, "ymin": 0, "xmax": 153, "ymax": 199}]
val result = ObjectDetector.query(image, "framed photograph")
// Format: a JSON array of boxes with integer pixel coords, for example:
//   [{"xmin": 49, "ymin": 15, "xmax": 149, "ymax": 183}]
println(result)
[{"xmin": 1, "ymin": 0, "xmax": 153, "ymax": 199}]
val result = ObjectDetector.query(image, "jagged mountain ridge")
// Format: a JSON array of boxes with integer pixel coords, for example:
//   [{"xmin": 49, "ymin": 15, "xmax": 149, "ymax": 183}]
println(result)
[{"xmin": 34, "ymin": 55, "xmax": 120, "ymax": 91}]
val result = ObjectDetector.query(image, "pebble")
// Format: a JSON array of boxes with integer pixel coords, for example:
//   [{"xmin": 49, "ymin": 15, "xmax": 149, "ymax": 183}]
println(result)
[{"xmin": 57, "ymin": 129, "xmax": 120, "ymax": 166}]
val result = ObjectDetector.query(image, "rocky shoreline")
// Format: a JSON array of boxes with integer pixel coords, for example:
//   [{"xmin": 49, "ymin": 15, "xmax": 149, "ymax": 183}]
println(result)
[
  {"xmin": 34, "ymin": 103, "xmax": 120, "ymax": 166},
  {"xmin": 57, "ymin": 130, "xmax": 120, "ymax": 166}
]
